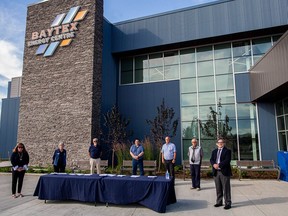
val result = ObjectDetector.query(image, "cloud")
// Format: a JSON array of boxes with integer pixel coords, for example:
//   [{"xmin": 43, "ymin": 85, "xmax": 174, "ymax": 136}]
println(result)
[{"xmin": 0, "ymin": 40, "xmax": 23, "ymax": 79}]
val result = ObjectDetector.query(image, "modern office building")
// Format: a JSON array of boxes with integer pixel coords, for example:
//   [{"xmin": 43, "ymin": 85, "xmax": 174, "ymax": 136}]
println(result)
[
  {"xmin": 0, "ymin": 77, "xmax": 22, "ymax": 159},
  {"xmin": 7, "ymin": 0, "xmax": 288, "ymax": 166}
]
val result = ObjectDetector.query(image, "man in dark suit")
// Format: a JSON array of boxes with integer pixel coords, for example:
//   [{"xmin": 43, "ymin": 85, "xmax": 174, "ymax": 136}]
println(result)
[{"xmin": 210, "ymin": 138, "xmax": 232, "ymax": 210}]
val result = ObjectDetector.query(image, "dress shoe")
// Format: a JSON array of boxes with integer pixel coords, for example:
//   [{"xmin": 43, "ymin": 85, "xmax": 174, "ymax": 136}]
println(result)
[
  {"xmin": 224, "ymin": 205, "xmax": 231, "ymax": 210},
  {"xmin": 214, "ymin": 203, "xmax": 223, "ymax": 207}
]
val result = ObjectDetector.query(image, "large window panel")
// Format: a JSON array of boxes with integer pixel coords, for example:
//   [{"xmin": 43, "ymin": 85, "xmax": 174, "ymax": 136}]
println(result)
[
  {"xmin": 198, "ymin": 92, "xmax": 216, "ymax": 106},
  {"xmin": 217, "ymin": 90, "xmax": 235, "ymax": 104},
  {"xmin": 233, "ymin": 41, "xmax": 251, "ymax": 57},
  {"xmin": 135, "ymin": 55, "xmax": 148, "ymax": 69},
  {"xmin": 180, "ymin": 63, "xmax": 196, "ymax": 78},
  {"xmin": 197, "ymin": 46, "xmax": 213, "ymax": 61},
  {"xmin": 214, "ymin": 43, "xmax": 231, "ymax": 59},
  {"xmin": 218, "ymin": 104, "xmax": 236, "ymax": 119},
  {"xmin": 149, "ymin": 67, "xmax": 164, "ymax": 81},
  {"xmin": 278, "ymin": 132, "xmax": 287, "ymax": 151},
  {"xmin": 121, "ymin": 70, "xmax": 133, "ymax": 84},
  {"xmin": 164, "ymin": 51, "xmax": 179, "ymax": 65},
  {"xmin": 237, "ymin": 103, "xmax": 256, "ymax": 119},
  {"xmin": 182, "ymin": 121, "xmax": 199, "ymax": 139},
  {"xmin": 233, "ymin": 56, "xmax": 252, "ymax": 72},
  {"xmin": 198, "ymin": 76, "xmax": 215, "ymax": 92},
  {"xmin": 180, "ymin": 48, "xmax": 195, "ymax": 63},
  {"xmin": 199, "ymin": 105, "xmax": 216, "ymax": 120},
  {"xmin": 149, "ymin": 53, "xmax": 163, "ymax": 67},
  {"xmin": 276, "ymin": 101, "xmax": 284, "ymax": 115},
  {"xmin": 181, "ymin": 78, "xmax": 196, "ymax": 93},
  {"xmin": 216, "ymin": 74, "xmax": 234, "ymax": 91},
  {"xmin": 215, "ymin": 58, "xmax": 233, "ymax": 75},
  {"xmin": 197, "ymin": 60, "xmax": 214, "ymax": 76},
  {"xmin": 181, "ymin": 93, "xmax": 197, "ymax": 106},
  {"xmin": 135, "ymin": 68, "xmax": 149, "ymax": 83},
  {"xmin": 164, "ymin": 65, "xmax": 179, "ymax": 80},
  {"xmin": 181, "ymin": 106, "xmax": 198, "ymax": 121},
  {"xmin": 252, "ymin": 37, "xmax": 272, "ymax": 55},
  {"xmin": 277, "ymin": 116, "xmax": 285, "ymax": 131}
]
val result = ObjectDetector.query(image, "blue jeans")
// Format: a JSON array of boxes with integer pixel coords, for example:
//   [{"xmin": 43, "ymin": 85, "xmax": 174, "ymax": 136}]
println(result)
[{"xmin": 132, "ymin": 158, "xmax": 144, "ymax": 175}]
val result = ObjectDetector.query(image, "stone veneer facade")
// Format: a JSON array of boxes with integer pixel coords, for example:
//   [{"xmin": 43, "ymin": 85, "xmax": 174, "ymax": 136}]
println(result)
[{"xmin": 17, "ymin": 0, "xmax": 103, "ymax": 167}]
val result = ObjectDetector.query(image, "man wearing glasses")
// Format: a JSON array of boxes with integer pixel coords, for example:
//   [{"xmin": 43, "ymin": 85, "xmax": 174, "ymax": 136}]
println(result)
[{"xmin": 210, "ymin": 138, "xmax": 232, "ymax": 210}]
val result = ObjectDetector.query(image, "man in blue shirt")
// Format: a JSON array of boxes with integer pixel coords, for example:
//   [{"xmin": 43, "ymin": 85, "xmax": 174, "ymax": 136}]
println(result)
[
  {"xmin": 161, "ymin": 136, "xmax": 177, "ymax": 180},
  {"xmin": 130, "ymin": 138, "xmax": 144, "ymax": 175},
  {"xmin": 89, "ymin": 138, "xmax": 102, "ymax": 174}
]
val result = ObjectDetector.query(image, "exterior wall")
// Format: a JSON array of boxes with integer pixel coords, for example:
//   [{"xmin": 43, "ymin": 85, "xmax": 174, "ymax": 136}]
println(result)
[
  {"xmin": 235, "ymin": 73, "xmax": 251, "ymax": 103},
  {"xmin": 112, "ymin": 0, "xmax": 288, "ymax": 53},
  {"xmin": 17, "ymin": 0, "xmax": 103, "ymax": 167},
  {"xmin": 257, "ymin": 102, "xmax": 278, "ymax": 162},
  {"xmin": 118, "ymin": 80, "xmax": 181, "ymax": 163},
  {"xmin": 0, "ymin": 98, "xmax": 20, "ymax": 160}
]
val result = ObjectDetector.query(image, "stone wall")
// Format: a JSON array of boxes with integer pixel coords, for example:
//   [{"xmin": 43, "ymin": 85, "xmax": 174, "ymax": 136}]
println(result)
[{"xmin": 18, "ymin": 0, "xmax": 103, "ymax": 167}]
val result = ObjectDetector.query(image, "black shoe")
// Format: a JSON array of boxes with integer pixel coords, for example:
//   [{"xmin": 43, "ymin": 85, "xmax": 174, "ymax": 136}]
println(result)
[
  {"xmin": 224, "ymin": 205, "xmax": 231, "ymax": 210},
  {"xmin": 214, "ymin": 204, "xmax": 223, "ymax": 207}
]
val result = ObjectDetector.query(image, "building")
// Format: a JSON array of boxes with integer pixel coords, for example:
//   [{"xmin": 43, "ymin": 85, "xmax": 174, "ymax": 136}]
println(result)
[
  {"xmin": 9, "ymin": 0, "xmax": 288, "ymax": 166},
  {"xmin": 0, "ymin": 77, "xmax": 22, "ymax": 159}
]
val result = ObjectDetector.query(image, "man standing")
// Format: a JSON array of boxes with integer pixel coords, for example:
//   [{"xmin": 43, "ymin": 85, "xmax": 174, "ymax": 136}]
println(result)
[
  {"xmin": 130, "ymin": 138, "xmax": 144, "ymax": 175},
  {"xmin": 161, "ymin": 136, "xmax": 177, "ymax": 180},
  {"xmin": 210, "ymin": 138, "xmax": 232, "ymax": 210},
  {"xmin": 188, "ymin": 138, "xmax": 203, "ymax": 191},
  {"xmin": 89, "ymin": 138, "xmax": 102, "ymax": 174}
]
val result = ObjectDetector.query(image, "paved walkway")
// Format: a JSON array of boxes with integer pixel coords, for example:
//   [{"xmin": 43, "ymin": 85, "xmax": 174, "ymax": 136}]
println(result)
[{"xmin": 0, "ymin": 173, "xmax": 288, "ymax": 216}]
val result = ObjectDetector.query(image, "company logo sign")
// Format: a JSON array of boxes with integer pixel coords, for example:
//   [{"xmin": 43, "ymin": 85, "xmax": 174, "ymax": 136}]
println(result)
[{"xmin": 27, "ymin": 6, "xmax": 88, "ymax": 57}]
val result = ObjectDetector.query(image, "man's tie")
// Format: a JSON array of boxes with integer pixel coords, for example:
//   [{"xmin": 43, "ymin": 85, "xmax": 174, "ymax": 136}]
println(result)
[
  {"xmin": 216, "ymin": 148, "xmax": 221, "ymax": 164},
  {"xmin": 191, "ymin": 148, "xmax": 195, "ymax": 163}
]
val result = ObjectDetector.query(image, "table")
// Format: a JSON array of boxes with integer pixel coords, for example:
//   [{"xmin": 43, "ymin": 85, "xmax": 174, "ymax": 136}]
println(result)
[{"xmin": 33, "ymin": 174, "xmax": 176, "ymax": 213}]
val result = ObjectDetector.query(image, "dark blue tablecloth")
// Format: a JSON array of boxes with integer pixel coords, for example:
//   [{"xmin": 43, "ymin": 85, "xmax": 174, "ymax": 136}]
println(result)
[{"xmin": 33, "ymin": 174, "xmax": 176, "ymax": 213}]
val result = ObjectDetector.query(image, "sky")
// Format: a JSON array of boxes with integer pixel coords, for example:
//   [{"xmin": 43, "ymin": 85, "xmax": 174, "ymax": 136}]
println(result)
[{"xmin": 0, "ymin": 0, "xmax": 216, "ymax": 115}]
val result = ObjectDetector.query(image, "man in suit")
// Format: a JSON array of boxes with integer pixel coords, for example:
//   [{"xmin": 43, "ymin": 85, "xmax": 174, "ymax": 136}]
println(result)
[{"xmin": 210, "ymin": 138, "xmax": 232, "ymax": 210}]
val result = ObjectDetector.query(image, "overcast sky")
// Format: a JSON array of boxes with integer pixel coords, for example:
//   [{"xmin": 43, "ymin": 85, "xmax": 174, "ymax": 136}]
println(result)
[{"xmin": 0, "ymin": 0, "xmax": 216, "ymax": 114}]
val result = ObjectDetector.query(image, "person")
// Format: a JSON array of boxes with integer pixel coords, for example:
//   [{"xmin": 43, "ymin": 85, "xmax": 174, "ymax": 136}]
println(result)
[
  {"xmin": 161, "ymin": 136, "xmax": 177, "ymax": 180},
  {"xmin": 130, "ymin": 138, "xmax": 144, "ymax": 175},
  {"xmin": 188, "ymin": 138, "xmax": 203, "ymax": 191},
  {"xmin": 10, "ymin": 143, "xmax": 29, "ymax": 198},
  {"xmin": 89, "ymin": 138, "xmax": 102, "ymax": 174},
  {"xmin": 52, "ymin": 141, "xmax": 67, "ymax": 173},
  {"xmin": 210, "ymin": 138, "xmax": 232, "ymax": 210}
]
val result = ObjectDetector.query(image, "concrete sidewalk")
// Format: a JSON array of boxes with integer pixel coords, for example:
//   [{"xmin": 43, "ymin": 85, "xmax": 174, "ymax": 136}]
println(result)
[{"xmin": 0, "ymin": 173, "xmax": 287, "ymax": 216}]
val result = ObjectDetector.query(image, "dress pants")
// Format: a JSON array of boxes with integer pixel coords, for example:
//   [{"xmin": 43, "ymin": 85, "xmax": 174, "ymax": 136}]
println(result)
[
  {"xmin": 190, "ymin": 164, "xmax": 201, "ymax": 188},
  {"xmin": 90, "ymin": 158, "xmax": 101, "ymax": 174},
  {"xmin": 12, "ymin": 170, "xmax": 26, "ymax": 194},
  {"xmin": 214, "ymin": 170, "xmax": 231, "ymax": 206}
]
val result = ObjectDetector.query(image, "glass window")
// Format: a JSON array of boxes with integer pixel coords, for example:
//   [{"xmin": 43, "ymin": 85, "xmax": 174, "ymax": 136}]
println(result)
[
  {"xmin": 149, "ymin": 53, "xmax": 163, "ymax": 67},
  {"xmin": 217, "ymin": 90, "xmax": 235, "ymax": 104},
  {"xmin": 121, "ymin": 58, "xmax": 133, "ymax": 71},
  {"xmin": 215, "ymin": 58, "xmax": 233, "ymax": 75},
  {"xmin": 233, "ymin": 56, "xmax": 252, "ymax": 72},
  {"xmin": 180, "ymin": 48, "xmax": 195, "ymax": 63},
  {"xmin": 216, "ymin": 74, "xmax": 234, "ymax": 91},
  {"xmin": 181, "ymin": 93, "xmax": 197, "ymax": 106},
  {"xmin": 214, "ymin": 43, "xmax": 231, "ymax": 59},
  {"xmin": 182, "ymin": 121, "xmax": 199, "ymax": 139},
  {"xmin": 252, "ymin": 37, "xmax": 272, "ymax": 55},
  {"xmin": 164, "ymin": 51, "xmax": 179, "ymax": 65},
  {"xmin": 149, "ymin": 67, "xmax": 164, "ymax": 81},
  {"xmin": 135, "ymin": 55, "xmax": 148, "ymax": 69},
  {"xmin": 198, "ymin": 76, "xmax": 215, "ymax": 92},
  {"xmin": 218, "ymin": 104, "xmax": 236, "ymax": 119},
  {"xmin": 180, "ymin": 78, "xmax": 197, "ymax": 93},
  {"xmin": 277, "ymin": 116, "xmax": 285, "ymax": 131},
  {"xmin": 197, "ymin": 46, "xmax": 213, "ymax": 61},
  {"xmin": 121, "ymin": 70, "xmax": 133, "ymax": 84},
  {"xmin": 135, "ymin": 68, "xmax": 149, "ymax": 83},
  {"xmin": 198, "ymin": 92, "xmax": 216, "ymax": 106},
  {"xmin": 233, "ymin": 41, "xmax": 251, "ymax": 57},
  {"xmin": 273, "ymin": 35, "xmax": 282, "ymax": 43},
  {"xmin": 237, "ymin": 103, "xmax": 256, "ymax": 119},
  {"xmin": 180, "ymin": 63, "xmax": 196, "ymax": 78},
  {"xmin": 238, "ymin": 119, "xmax": 259, "ymax": 160},
  {"xmin": 253, "ymin": 55, "xmax": 263, "ymax": 65},
  {"xmin": 278, "ymin": 132, "xmax": 287, "ymax": 151},
  {"xmin": 197, "ymin": 60, "xmax": 214, "ymax": 76},
  {"xmin": 164, "ymin": 65, "xmax": 179, "ymax": 80},
  {"xmin": 275, "ymin": 101, "xmax": 284, "ymax": 115},
  {"xmin": 181, "ymin": 106, "xmax": 198, "ymax": 121},
  {"xmin": 199, "ymin": 105, "xmax": 216, "ymax": 120}
]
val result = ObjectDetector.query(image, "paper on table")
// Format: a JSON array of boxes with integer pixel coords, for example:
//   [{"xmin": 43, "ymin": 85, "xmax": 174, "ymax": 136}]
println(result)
[{"xmin": 130, "ymin": 175, "xmax": 140, "ymax": 178}]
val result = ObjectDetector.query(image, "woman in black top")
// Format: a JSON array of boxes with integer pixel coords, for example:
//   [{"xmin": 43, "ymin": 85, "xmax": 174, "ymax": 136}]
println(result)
[{"xmin": 10, "ymin": 143, "xmax": 29, "ymax": 198}]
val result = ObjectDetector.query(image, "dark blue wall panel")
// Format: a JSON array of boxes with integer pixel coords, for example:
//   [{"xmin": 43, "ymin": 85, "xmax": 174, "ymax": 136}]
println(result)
[
  {"xmin": 257, "ymin": 102, "xmax": 278, "ymax": 162},
  {"xmin": 0, "ymin": 98, "xmax": 20, "ymax": 160},
  {"xmin": 117, "ymin": 80, "xmax": 182, "ymax": 164},
  {"xmin": 111, "ymin": 0, "xmax": 288, "ymax": 52},
  {"xmin": 235, "ymin": 73, "xmax": 251, "ymax": 103}
]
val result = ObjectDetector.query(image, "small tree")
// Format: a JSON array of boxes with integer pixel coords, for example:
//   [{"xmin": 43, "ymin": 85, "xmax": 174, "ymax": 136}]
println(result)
[
  {"xmin": 103, "ymin": 105, "xmax": 132, "ymax": 170},
  {"xmin": 146, "ymin": 99, "xmax": 178, "ymax": 172}
]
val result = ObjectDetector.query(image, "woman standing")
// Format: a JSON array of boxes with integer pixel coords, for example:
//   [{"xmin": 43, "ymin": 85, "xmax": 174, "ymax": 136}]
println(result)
[
  {"xmin": 52, "ymin": 141, "xmax": 67, "ymax": 173},
  {"xmin": 10, "ymin": 143, "xmax": 29, "ymax": 198}
]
